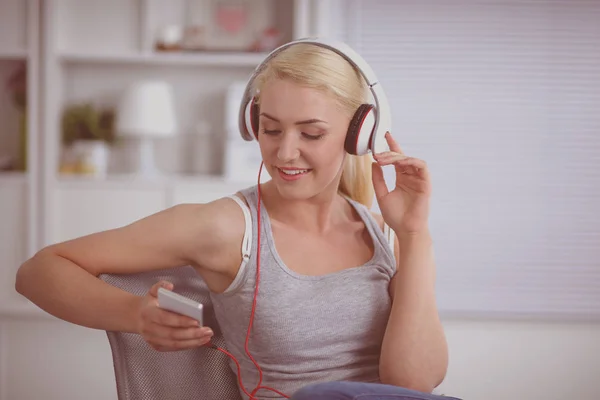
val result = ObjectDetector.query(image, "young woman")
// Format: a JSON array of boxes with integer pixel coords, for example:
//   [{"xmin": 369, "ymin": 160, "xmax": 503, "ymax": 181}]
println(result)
[{"xmin": 16, "ymin": 41, "xmax": 457, "ymax": 400}]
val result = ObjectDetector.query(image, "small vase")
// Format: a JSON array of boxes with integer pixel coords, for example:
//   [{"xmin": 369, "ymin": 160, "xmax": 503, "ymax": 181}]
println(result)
[{"xmin": 72, "ymin": 139, "xmax": 110, "ymax": 177}]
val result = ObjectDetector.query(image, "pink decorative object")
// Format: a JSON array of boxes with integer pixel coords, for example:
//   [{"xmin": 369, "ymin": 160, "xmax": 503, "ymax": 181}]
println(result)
[
  {"xmin": 251, "ymin": 27, "xmax": 282, "ymax": 52},
  {"xmin": 215, "ymin": 3, "xmax": 247, "ymax": 34}
]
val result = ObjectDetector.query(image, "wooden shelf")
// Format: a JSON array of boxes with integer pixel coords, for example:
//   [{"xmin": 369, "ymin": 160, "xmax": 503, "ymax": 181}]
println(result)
[
  {"xmin": 59, "ymin": 51, "xmax": 269, "ymax": 67},
  {"xmin": 0, "ymin": 49, "xmax": 28, "ymax": 60}
]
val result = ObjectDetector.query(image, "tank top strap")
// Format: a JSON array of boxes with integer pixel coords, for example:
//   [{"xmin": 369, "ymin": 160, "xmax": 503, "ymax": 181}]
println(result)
[
  {"xmin": 342, "ymin": 196, "xmax": 397, "ymax": 269},
  {"xmin": 238, "ymin": 185, "xmax": 262, "ymax": 244},
  {"xmin": 215, "ymin": 186, "xmax": 261, "ymax": 295}
]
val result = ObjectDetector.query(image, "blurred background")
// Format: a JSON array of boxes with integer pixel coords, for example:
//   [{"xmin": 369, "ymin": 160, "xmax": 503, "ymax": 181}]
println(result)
[{"xmin": 0, "ymin": 0, "xmax": 599, "ymax": 399}]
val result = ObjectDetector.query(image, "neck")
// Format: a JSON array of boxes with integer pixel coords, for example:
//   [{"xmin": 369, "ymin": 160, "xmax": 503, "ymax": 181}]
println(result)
[{"xmin": 259, "ymin": 181, "xmax": 350, "ymax": 234}]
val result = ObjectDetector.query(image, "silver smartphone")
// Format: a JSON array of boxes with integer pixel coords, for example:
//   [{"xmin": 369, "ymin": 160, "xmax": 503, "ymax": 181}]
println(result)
[{"xmin": 157, "ymin": 287, "xmax": 203, "ymax": 325}]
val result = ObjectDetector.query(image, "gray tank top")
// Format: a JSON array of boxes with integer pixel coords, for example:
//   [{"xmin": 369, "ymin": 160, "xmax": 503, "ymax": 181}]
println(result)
[{"xmin": 209, "ymin": 185, "xmax": 397, "ymax": 399}]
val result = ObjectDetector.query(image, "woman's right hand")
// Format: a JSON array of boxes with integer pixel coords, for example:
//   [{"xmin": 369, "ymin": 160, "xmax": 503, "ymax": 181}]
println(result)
[{"xmin": 137, "ymin": 280, "xmax": 214, "ymax": 352}]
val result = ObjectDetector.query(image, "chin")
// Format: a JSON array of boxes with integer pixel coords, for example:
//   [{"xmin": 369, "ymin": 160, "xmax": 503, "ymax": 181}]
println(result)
[
  {"xmin": 275, "ymin": 174, "xmax": 341, "ymax": 203},
  {"xmin": 272, "ymin": 179, "xmax": 315, "ymax": 201}
]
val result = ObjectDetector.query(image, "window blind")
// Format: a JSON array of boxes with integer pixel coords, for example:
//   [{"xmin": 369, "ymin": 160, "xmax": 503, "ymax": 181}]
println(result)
[{"xmin": 331, "ymin": 0, "xmax": 600, "ymax": 320}]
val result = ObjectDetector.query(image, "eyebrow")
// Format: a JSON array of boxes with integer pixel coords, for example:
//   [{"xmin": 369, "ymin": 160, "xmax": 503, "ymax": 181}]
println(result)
[{"xmin": 260, "ymin": 112, "xmax": 328, "ymax": 126}]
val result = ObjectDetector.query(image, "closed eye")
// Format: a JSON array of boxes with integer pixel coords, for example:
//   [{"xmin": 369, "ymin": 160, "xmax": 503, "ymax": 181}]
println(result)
[
  {"xmin": 302, "ymin": 133, "xmax": 324, "ymax": 140},
  {"xmin": 261, "ymin": 129, "xmax": 324, "ymax": 140},
  {"xmin": 262, "ymin": 129, "xmax": 280, "ymax": 135}
]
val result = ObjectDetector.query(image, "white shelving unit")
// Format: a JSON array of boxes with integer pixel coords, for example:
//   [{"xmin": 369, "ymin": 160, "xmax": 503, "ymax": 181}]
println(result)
[
  {"xmin": 0, "ymin": 0, "xmax": 40, "ymax": 314},
  {"xmin": 39, "ymin": 0, "xmax": 311, "ymax": 250},
  {"xmin": 0, "ymin": 0, "xmax": 317, "ymax": 316}
]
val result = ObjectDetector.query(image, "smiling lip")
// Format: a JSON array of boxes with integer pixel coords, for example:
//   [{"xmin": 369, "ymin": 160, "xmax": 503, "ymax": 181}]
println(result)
[{"xmin": 277, "ymin": 167, "xmax": 312, "ymax": 181}]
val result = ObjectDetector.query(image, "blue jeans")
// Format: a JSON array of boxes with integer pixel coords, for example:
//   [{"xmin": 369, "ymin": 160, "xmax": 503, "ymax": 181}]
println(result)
[{"xmin": 290, "ymin": 381, "xmax": 462, "ymax": 400}]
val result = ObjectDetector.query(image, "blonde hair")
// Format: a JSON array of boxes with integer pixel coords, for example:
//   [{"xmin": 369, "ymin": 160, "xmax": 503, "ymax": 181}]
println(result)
[{"xmin": 252, "ymin": 43, "xmax": 375, "ymax": 207}]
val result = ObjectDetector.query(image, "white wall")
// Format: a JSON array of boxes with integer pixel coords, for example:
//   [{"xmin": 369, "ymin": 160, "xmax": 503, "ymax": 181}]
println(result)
[
  {"xmin": 2, "ymin": 316, "xmax": 599, "ymax": 400},
  {"xmin": 2, "ymin": 318, "xmax": 116, "ymax": 400},
  {"xmin": 439, "ymin": 319, "xmax": 600, "ymax": 399}
]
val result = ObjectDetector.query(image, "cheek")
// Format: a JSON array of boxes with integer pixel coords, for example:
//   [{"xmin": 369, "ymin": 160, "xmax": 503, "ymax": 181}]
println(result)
[
  {"xmin": 257, "ymin": 135, "xmax": 274, "ymax": 154},
  {"xmin": 257, "ymin": 137, "xmax": 281, "ymax": 175},
  {"xmin": 312, "ymin": 140, "xmax": 346, "ymax": 171}
]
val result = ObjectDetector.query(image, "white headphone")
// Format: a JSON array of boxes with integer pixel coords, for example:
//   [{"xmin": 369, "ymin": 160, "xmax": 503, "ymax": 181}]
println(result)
[{"xmin": 238, "ymin": 37, "xmax": 392, "ymax": 156}]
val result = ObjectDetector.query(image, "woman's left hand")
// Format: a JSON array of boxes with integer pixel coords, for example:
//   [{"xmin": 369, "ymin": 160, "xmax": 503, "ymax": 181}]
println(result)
[{"xmin": 372, "ymin": 132, "xmax": 432, "ymax": 235}]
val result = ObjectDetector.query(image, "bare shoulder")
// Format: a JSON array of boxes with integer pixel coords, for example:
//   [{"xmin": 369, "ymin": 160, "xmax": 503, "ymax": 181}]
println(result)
[{"xmin": 175, "ymin": 194, "xmax": 249, "ymax": 273}]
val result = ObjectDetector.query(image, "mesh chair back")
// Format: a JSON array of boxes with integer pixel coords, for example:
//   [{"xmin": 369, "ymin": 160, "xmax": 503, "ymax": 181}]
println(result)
[{"xmin": 100, "ymin": 266, "xmax": 242, "ymax": 400}]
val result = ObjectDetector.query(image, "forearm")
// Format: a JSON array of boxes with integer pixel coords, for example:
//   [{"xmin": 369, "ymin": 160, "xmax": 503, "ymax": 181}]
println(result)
[
  {"xmin": 379, "ymin": 231, "xmax": 448, "ymax": 392},
  {"xmin": 15, "ymin": 250, "xmax": 141, "ymax": 333}
]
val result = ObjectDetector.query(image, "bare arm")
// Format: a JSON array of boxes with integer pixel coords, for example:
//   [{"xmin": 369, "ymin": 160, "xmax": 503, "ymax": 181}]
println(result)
[
  {"xmin": 379, "ymin": 230, "xmax": 448, "ymax": 392},
  {"xmin": 15, "ymin": 199, "xmax": 244, "ymax": 333},
  {"xmin": 371, "ymin": 133, "xmax": 448, "ymax": 392}
]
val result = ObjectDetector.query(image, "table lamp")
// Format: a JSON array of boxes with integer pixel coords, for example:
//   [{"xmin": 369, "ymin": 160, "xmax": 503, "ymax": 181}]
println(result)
[{"xmin": 116, "ymin": 81, "xmax": 177, "ymax": 177}]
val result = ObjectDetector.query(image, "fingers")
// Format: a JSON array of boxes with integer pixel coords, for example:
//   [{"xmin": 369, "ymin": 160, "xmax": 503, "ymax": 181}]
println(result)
[
  {"xmin": 150, "ymin": 305, "xmax": 200, "ymax": 328},
  {"xmin": 141, "ymin": 296, "xmax": 199, "ymax": 328},
  {"xmin": 376, "ymin": 152, "xmax": 425, "ymax": 168},
  {"xmin": 384, "ymin": 132, "xmax": 404, "ymax": 154},
  {"xmin": 375, "ymin": 152, "xmax": 429, "ymax": 180},
  {"xmin": 149, "ymin": 280, "xmax": 173, "ymax": 297},
  {"xmin": 371, "ymin": 162, "xmax": 389, "ymax": 201},
  {"xmin": 142, "ymin": 323, "xmax": 214, "ymax": 352},
  {"xmin": 148, "ymin": 330, "xmax": 214, "ymax": 351},
  {"xmin": 147, "ymin": 323, "xmax": 213, "ymax": 341},
  {"xmin": 377, "ymin": 133, "xmax": 427, "ymax": 177},
  {"xmin": 142, "ymin": 280, "xmax": 214, "ymax": 352}
]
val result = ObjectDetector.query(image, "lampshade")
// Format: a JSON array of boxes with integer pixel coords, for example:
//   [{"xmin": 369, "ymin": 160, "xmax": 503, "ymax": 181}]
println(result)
[{"xmin": 117, "ymin": 81, "xmax": 177, "ymax": 137}]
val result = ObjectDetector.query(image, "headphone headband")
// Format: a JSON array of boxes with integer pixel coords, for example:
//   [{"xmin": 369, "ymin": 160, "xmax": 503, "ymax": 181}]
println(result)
[{"xmin": 238, "ymin": 37, "xmax": 391, "ymax": 154}]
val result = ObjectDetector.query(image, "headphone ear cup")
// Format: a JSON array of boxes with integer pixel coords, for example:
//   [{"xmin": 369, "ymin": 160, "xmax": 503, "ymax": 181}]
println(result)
[{"xmin": 345, "ymin": 104, "xmax": 376, "ymax": 155}]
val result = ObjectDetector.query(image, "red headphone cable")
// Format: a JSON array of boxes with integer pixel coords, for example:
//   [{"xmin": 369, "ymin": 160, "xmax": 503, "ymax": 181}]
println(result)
[{"xmin": 209, "ymin": 161, "xmax": 289, "ymax": 399}]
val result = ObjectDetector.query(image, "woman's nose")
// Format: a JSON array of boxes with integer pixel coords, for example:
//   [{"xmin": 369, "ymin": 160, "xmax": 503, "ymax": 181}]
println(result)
[{"xmin": 277, "ymin": 132, "xmax": 300, "ymax": 162}]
